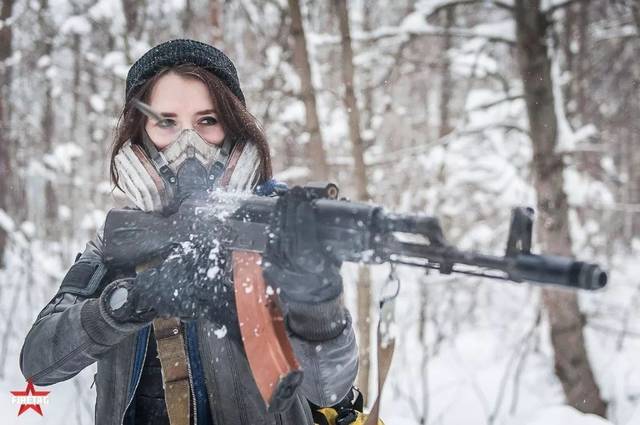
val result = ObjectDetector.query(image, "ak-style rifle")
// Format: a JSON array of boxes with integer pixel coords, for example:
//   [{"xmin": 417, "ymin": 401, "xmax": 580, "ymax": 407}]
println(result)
[{"xmin": 102, "ymin": 182, "xmax": 607, "ymax": 411}]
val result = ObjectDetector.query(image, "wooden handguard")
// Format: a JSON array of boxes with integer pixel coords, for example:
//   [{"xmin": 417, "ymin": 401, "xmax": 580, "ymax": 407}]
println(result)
[{"xmin": 232, "ymin": 250, "xmax": 303, "ymax": 412}]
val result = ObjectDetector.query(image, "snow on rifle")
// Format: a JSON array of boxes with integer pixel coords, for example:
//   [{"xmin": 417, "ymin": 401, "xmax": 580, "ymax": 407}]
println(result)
[{"xmin": 103, "ymin": 182, "xmax": 607, "ymax": 291}]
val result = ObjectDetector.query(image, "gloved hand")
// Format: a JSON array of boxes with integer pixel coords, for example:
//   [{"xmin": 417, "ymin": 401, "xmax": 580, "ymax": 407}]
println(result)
[
  {"xmin": 262, "ymin": 186, "xmax": 343, "ymax": 304},
  {"xmin": 101, "ymin": 243, "xmax": 233, "ymax": 324}
]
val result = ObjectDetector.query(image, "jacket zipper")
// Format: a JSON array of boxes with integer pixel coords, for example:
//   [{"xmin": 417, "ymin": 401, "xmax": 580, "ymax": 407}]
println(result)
[
  {"xmin": 120, "ymin": 327, "xmax": 150, "ymax": 425},
  {"xmin": 183, "ymin": 322, "xmax": 198, "ymax": 425}
]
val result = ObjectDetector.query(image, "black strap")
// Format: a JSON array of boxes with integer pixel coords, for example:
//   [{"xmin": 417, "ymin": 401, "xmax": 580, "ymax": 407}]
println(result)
[
  {"xmin": 59, "ymin": 258, "xmax": 108, "ymax": 297},
  {"xmin": 309, "ymin": 386, "xmax": 363, "ymax": 425}
]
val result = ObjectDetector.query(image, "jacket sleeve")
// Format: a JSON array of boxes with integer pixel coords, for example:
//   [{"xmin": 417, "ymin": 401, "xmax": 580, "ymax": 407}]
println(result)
[
  {"xmin": 19, "ymin": 230, "xmax": 148, "ymax": 386},
  {"xmin": 285, "ymin": 296, "xmax": 359, "ymax": 406}
]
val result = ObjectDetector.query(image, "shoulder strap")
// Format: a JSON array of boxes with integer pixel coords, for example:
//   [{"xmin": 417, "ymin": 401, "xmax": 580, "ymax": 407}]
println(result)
[{"xmin": 153, "ymin": 317, "xmax": 191, "ymax": 425}]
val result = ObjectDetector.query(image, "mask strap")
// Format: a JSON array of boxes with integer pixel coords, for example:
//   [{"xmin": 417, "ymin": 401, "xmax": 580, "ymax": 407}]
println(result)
[
  {"xmin": 142, "ymin": 130, "xmax": 178, "ymax": 190},
  {"xmin": 208, "ymin": 136, "xmax": 234, "ymax": 188}
]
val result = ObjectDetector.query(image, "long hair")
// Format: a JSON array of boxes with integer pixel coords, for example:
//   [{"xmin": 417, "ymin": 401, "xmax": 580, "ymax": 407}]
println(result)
[{"xmin": 109, "ymin": 64, "xmax": 272, "ymax": 191}]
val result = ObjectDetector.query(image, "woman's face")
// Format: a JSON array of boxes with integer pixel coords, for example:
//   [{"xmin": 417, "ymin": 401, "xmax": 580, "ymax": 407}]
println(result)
[{"xmin": 144, "ymin": 72, "xmax": 225, "ymax": 149}]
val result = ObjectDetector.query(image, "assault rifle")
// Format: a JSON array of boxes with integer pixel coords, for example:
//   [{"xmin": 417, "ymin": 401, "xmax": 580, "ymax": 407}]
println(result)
[{"xmin": 103, "ymin": 182, "xmax": 607, "ymax": 411}]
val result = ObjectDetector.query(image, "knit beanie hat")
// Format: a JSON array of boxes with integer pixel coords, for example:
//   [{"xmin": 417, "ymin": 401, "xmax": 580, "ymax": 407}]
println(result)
[{"xmin": 125, "ymin": 39, "xmax": 246, "ymax": 105}]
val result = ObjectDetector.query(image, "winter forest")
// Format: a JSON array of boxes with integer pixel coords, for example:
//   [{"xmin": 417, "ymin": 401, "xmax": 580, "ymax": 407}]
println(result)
[{"xmin": 0, "ymin": 0, "xmax": 639, "ymax": 424}]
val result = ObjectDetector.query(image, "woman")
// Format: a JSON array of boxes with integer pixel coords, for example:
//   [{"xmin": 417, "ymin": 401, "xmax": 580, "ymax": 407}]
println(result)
[{"xmin": 19, "ymin": 39, "xmax": 358, "ymax": 425}]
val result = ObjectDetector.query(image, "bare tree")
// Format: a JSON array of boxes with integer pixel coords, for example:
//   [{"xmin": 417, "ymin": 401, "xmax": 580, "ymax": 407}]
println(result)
[
  {"xmin": 438, "ymin": 6, "xmax": 455, "ymax": 137},
  {"xmin": 360, "ymin": 0, "xmax": 374, "ymax": 141},
  {"xmin": 288, "ymin": 0, "xmax": 330, "ymax": 181},
  {"xmin": 38, "ymin": 0, "xmax": 59, "ymax": 240},
  {"xmin": 209, "ymin": 0, "xmax": 224, "ymax": 47},
  {"xmin": 333, "ymin": 0, "xmax": 374, "ymax": 401},
  {"xmin": 182, "ymin": 0, "xmax": 194, "ymax": 35},
  {"xmin": 333, "ymin": 0, "xmax": 368, "ymax": 203},
  {"xmin": 631, "ymin": 0, "xmax": 640, "ymax": 33},
  {"xmin": 0, "ymin": 0, "xmax": 15, "ymax": 267},
  {"xmin": 577, "ymin": 2, "xmax": 590, "ymax": 119},
  {"xmin": 513, "ymin": 0, "xmax": 607, "ymax": 416},
  {"xmin": 121, "ymin": 0, "xmax": 143, "ymax": 62}
]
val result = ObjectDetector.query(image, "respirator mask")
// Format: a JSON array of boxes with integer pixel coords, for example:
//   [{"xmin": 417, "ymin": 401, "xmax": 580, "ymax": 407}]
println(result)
[
  {"xmin": 114, "ymin": 100, "xmax": 261, "ymax": 212},
  {"xmin": 114, "ymin": 127, "xmax": 233, "ymax": 212}
]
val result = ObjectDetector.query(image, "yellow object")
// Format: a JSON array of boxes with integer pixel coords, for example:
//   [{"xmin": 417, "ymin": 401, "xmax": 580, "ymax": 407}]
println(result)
[
  {"xmin": 351, "ymin": 411, "xmax": 385, "ymax": 425},
  {"xmin": 313, "ymin": 408, "xmax": 385, "ymax": 425},
  {"xmin": 316, "ymin": 407, "xmax": 339, "ymax": 423}
]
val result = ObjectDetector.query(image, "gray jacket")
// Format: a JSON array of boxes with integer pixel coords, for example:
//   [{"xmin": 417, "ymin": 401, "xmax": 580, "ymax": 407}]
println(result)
[{"xmin": 19, "ymin": 229, "xmax": 358, "ymax": 425}]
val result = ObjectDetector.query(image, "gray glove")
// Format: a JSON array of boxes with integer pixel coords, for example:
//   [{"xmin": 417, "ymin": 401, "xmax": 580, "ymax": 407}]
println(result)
[
  {"xmin": 262, "ymin": 187, "xmax": 344, "ymax": 304},
  {"xmin": 262, "ymin": 187, "xmax": 348, "ymax": 341},
  {"xmin": 101, "ymin": 243, "xmax": 233, "ymax": 324},
  {"xmin": 100, "ymin": 278, "xmax": 155, "ymax": 324}
]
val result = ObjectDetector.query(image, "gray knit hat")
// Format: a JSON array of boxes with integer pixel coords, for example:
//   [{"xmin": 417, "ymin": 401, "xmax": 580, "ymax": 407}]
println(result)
[{"xmin": 125, "ymin": 39, "xmax": 246, "ymax": 105}]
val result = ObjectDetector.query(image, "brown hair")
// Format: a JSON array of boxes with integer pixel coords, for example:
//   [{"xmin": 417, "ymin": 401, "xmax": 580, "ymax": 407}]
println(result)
[{"xmin": 109, "ymin": 64, "xmax": 272, "ymax": 191}]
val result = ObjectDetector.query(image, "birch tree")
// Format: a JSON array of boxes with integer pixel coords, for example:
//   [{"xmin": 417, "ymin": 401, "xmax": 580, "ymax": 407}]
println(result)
[{"xmin": 513, "ymin": 0, "xmax": 606, "ymax": 416}]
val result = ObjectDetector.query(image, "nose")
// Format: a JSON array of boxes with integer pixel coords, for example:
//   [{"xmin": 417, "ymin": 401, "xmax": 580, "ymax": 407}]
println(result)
[{"xmin": 178, "ymin": 118, "xmax": 196, "ymax": 132}]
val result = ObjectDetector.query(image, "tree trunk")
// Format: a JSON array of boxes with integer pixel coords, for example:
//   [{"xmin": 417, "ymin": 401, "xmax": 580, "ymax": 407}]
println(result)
[
  {"xmin": 121, "ymin": 0, "xmax": 140, "ymax": 62},
  {"xmin": 438, "ymin": 6, "xmax": 455, "ymax": 137},
  {"xmin": 334, "ymin": 0, "xmax": 372, "ymax": 402},
  {"xmin": 513, "ymin": 0, "xmax": 607, "ymax": 417},
  {"xmin": 209, "ymin": 0, "xmax": 224, "ymax": 46},
  {"xmin": 182, "ymin": 0, "xmax": 194, "ymax": 35},
  {"xmin": 416, "ymin": 7, "xmax": 457, "ymax": 420},
  {"xmin": 575, "ymin": 1, "xmax": 589, "ymax": 120},
  {"xmin": 38, "ymin": 0, "xmax": 58, "ymax": 239},
  {"xmin": 361, "ymin": 0, "xmax": 374, "ymax": 148},
  {"xmin": 66, "ymin": 24, "xmax": 83, "ymax": 258},
  {"xmin": 334, "ymin": 0, "xmax": 368, "ymax": 201},
  {"xmin": 631, "ymin": 0, "xmax": 640, "ymax": 34},
  {"xmin": 0, "ymin": 0, "xmax": 15, "ymax": 267},
  {"xmin": 70, "ymin": 33, "xmax": 82, "ymax": 141},
  {"xmin": 288, "ymin": 0, "xmax": 330, "ymax": 181}
]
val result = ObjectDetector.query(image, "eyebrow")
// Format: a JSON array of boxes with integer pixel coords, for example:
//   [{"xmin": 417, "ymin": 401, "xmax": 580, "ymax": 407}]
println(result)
[{"xmin": 159, "ymin": 109, "xmax": 217, "ymax": 117}]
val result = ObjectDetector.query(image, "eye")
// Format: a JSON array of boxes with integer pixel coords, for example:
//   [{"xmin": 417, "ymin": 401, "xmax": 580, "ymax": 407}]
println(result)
[
  {"xmin": 199, "ymin": 116, "xmax": 218, "ymax": 126},
  {"xmin": 156, "ymin": 118, "xmax": 176, "ymax": 129}
]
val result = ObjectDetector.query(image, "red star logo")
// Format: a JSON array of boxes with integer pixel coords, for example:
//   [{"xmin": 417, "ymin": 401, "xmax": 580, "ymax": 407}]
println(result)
[{"xmin": 10, "ymin": 380, "xmax": 50, "ymax": 416}]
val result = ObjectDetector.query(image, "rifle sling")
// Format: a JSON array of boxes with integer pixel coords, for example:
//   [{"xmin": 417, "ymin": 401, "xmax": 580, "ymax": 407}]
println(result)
[
  {"xmin": 153, "ymin": 317, "xmax": 191, "ymax": 425},
  {"xmin": 363, "ymin": 296, "xmax": 396, "ymax": 425}
]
